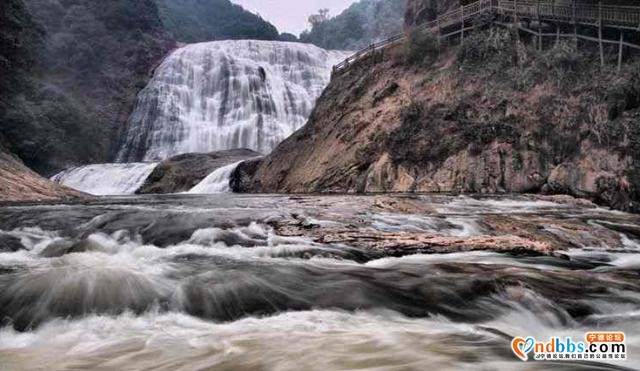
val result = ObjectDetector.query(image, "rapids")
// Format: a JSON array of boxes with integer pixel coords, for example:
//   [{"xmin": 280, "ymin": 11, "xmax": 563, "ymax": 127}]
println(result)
[{"xmin": 0, "ymin": 194, "xmax": 638, "ymax": 370}]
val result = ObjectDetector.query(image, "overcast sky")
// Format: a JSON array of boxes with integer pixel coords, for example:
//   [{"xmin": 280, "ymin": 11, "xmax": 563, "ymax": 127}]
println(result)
[{"xmin": 232, "ymin": 0, "xmax": 356, "ymax": 35}]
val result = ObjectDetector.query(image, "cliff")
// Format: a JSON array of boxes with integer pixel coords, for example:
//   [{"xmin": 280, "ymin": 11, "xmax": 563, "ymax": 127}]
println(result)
[
  {"xmin": 234, "ymin": 28, "xmax": 640, "ymax": 212},
  {"xmin": 0, "ymin": 147, "xmax": 83, "ymax": 203}
]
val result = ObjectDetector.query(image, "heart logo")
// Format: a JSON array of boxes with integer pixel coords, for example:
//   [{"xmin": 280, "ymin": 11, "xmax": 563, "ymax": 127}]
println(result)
[
  {"xmin": 511, "ymin": 337, "xmax": 536, "ymax": 361},
  {"xmin": 523, "ymin": 337, "xmax": 535, "ymax": 354}
]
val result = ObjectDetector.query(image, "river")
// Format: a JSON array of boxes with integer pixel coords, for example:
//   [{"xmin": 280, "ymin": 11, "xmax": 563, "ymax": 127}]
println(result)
[{"xmin": 0, "ymin": 194, "xmax": 638, "ymax": 370}]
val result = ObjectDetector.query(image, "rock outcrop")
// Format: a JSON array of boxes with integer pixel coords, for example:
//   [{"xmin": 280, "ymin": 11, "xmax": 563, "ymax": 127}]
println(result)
[
  {"xmin": 233, "ymin": 27, "xmax": 640, "ymax": 212},
  {"xmin": 137, "ymin": 149, "xmax": 261, "ymax": 194},
  {"xmin": 0, "ymin": 147, "xmax": 84, "ymax": 202}
]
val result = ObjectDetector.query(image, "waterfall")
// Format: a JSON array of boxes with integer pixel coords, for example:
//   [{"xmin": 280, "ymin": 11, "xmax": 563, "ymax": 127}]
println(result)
[
  {"xmin": 117, "ymin": 40, "xmax": 350, "ymax": 162},
  {"xmin": 51, "ymin": 163, "xmax": 158, "ymax": 196},
  {"xmin": 187, "ymin": 161, "xmax": 242, "ymax": 194}
]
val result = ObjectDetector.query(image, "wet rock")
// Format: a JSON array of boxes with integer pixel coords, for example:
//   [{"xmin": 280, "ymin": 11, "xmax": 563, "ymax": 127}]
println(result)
[
  {"xmin": 137, "ymin": 149, "xmax": 261, "ymax": 194},
  {"xmin": 372, "ymin": 195, "xmax": 437, "ymax": 214},
  {"xmin": 40, "ymin": 239, "xmax": 76, "ymax": 258},
  {"xmin": 537, "ymin": 194, "xmax": 597, "ymax": 208},
  {"xmin": 594, "ymin": 220, "xmax": 640, "ymax": 240},
  {"xmin": 480, "ymin": 215, "xmax": 623, "ymax": 250},
  {"xmin": 190, "ymin": 229, "xmax": 265, "ymax": 247},
  {"xmin": 316, "ymin": 229, "xmax": 553, "ymax": 256},
  {"xmin": 230, "ymin": 157, "xmax": 264, "ymax": 193},
  {"xmin": 39, "ymin": 238, "xmax": 103, "ymax": 258},
  {"xmin": 0, "ymin": 234, "xmax": 24, "ymax": 252}
]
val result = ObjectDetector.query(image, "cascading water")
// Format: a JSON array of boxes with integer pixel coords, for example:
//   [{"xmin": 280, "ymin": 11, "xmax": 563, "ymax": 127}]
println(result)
[
  {"xmin": 188, "ymin": 161, "xmax": 243, "ymax": 194},
  {"xmin": 117, "ymin": 40, "xmax": 351, "ymax": 162},
  {"xmin": 51, "ymin": 163, "xmax": 158, "ymax": 196},
  {"xmin": 50, "ymin": 41, "xmax": 347, "ymax": 196}
]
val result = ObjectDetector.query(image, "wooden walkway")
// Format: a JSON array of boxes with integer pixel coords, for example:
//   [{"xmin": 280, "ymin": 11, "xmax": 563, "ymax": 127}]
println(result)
[{"xmin": 333, "ymin": 0, "xmax": 640, "ymax": 73}]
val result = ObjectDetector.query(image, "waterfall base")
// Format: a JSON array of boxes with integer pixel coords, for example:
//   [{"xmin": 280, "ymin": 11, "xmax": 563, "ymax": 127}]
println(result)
[
  {"xmin": 138, "ymin": 149, "xmax": 261, "ymax": 194},
  {"xmin": 51, "ymin": 163, "xmax": 158, "ymax": 196}
]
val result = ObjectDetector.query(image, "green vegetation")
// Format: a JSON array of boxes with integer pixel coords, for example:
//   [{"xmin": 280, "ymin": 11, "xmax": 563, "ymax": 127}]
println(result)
[
  {"xmin": 456, "ymin": 29, "xmax": 588, "ymax": 89},
  {"xmin": 0, "ymin": 0, "xmax": 303, "ymax": 174},
  {"xmin": 386, "ymin": 27, "xmax": 640, "ymax": 173},
  {"xmin": 0, "ymin": 0, "xmax": 42, "ymax": 148},
  {"xmin": 155, "ymin": 0, "xmax": 280, "ymax": 43},
  {"xmin": 404, "ymin": 30, "xmax": 439, "ymax": 66},
  {"xmin": 0, "ymin": 0, "xmax": 172, "ymax": 174},
  {"xmin": 300, "ymin": 0, "xmax": 405, "ymax": 50},
  {"xmin": 456, "ymin": 28, "xmax": 516, "ymax": 72}
]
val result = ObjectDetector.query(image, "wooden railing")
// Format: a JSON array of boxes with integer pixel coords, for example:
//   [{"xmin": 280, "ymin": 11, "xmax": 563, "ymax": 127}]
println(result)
[{"xmin": 333, "ymin": 0, "xmax": 640, "ymax": 73}]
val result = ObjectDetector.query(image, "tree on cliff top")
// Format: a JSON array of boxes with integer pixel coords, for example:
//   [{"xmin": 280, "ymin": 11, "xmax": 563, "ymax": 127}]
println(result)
[
  {"xmin": 154, "ymin": 0, "xmax": 280, "ymax": 43},
  {"xmin": 300, "ymin": 0, "xmax": 405, "ymax": 50}
]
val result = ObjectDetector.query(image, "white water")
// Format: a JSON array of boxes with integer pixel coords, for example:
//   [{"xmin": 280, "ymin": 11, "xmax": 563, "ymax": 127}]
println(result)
[
  {"xmin": 51, "ymin": 163, "xmax": 158, "ymax": 196},
  {"xmin": 188, "ymin": 161, "xmax": 242, "ymax": 194},
  {"xmin": 117, "ymin": 40, "xmax": 350, "ymax": 162},
  {"xmin": 1, "ymin": 196, "xmax": 639, "ymax": 369}
]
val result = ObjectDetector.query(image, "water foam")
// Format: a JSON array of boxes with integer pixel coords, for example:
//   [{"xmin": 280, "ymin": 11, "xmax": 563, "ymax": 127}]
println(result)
[
  {"xmin": 117, "ymin": 40, "xmax": 351, "ymax": 161},
  {"xmin": 51, "ymin": 163, "xmax": 158, "ymax": 195},
  {"xmin": 188, "ymin": 161, "xmax": 243, "ymax": 194}
]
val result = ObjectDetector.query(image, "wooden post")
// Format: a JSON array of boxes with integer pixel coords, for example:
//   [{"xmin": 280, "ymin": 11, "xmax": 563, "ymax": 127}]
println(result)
[
  {"xmin": 573, "ymin": 0, "xmax": 578, "ymax": 50},
  {"xmin": 436, "ymin": 18, "xmax": 441, "ymax": 50},
  {"xmin": 515, "ymin": 0, "xmax": 520, "ymax": 46},
  {"xmin": 618, "ymin": 31, "xmax": 624, "ymax": 72},
  {"xmin": 370, "ymin": 43, "xmax": 374, "ymax": 66},
  {"xmin": 461, "ymin": 7, "xmax": 465, "ymax": 42},
  {"xmin": 598, "ymin": 0, "xmax": 604, "ymax": 67},
  {"xmin": 537, "ymin": 0, "xmax": 542, "ymax": 51}
]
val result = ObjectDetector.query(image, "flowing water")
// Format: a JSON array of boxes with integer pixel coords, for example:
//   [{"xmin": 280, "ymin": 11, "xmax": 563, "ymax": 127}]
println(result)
[
  {"xmin": 51, "ymin": 163, "xmax": 158, "ymax": 196},
  {"xmin": 116, "ymin": 40, "xmax": 350, "ymax": 162},
  {"xmin": 0, "ymin": 194, "xmax": 638, "ymax": 370},
  {"xmin": 53, "ymin": 40, "xmax": 348, "ymax": 196},
  {"xmin": 188, "ymin": 161, "xmax": 243, "ymax": 194}
]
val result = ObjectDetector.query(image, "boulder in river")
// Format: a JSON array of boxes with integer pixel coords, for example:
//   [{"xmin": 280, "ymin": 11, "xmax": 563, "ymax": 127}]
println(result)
[
  {"xmin": 0, "ymin": 234, "xmax": 24, "ymax": 253},
  {"xmin": 136, "ymin": 149, "xmax": 261, "ymax": 194}
]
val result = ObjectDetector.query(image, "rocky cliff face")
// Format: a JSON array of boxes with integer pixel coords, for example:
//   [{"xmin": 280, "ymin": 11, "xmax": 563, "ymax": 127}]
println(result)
[
  {"xmin": 0, "ymin": 147, "xmax": 83, "ymax": 202},
  {"xmin": 234, "ymin": 29, "xmax": 640, "ymax": 212}
]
